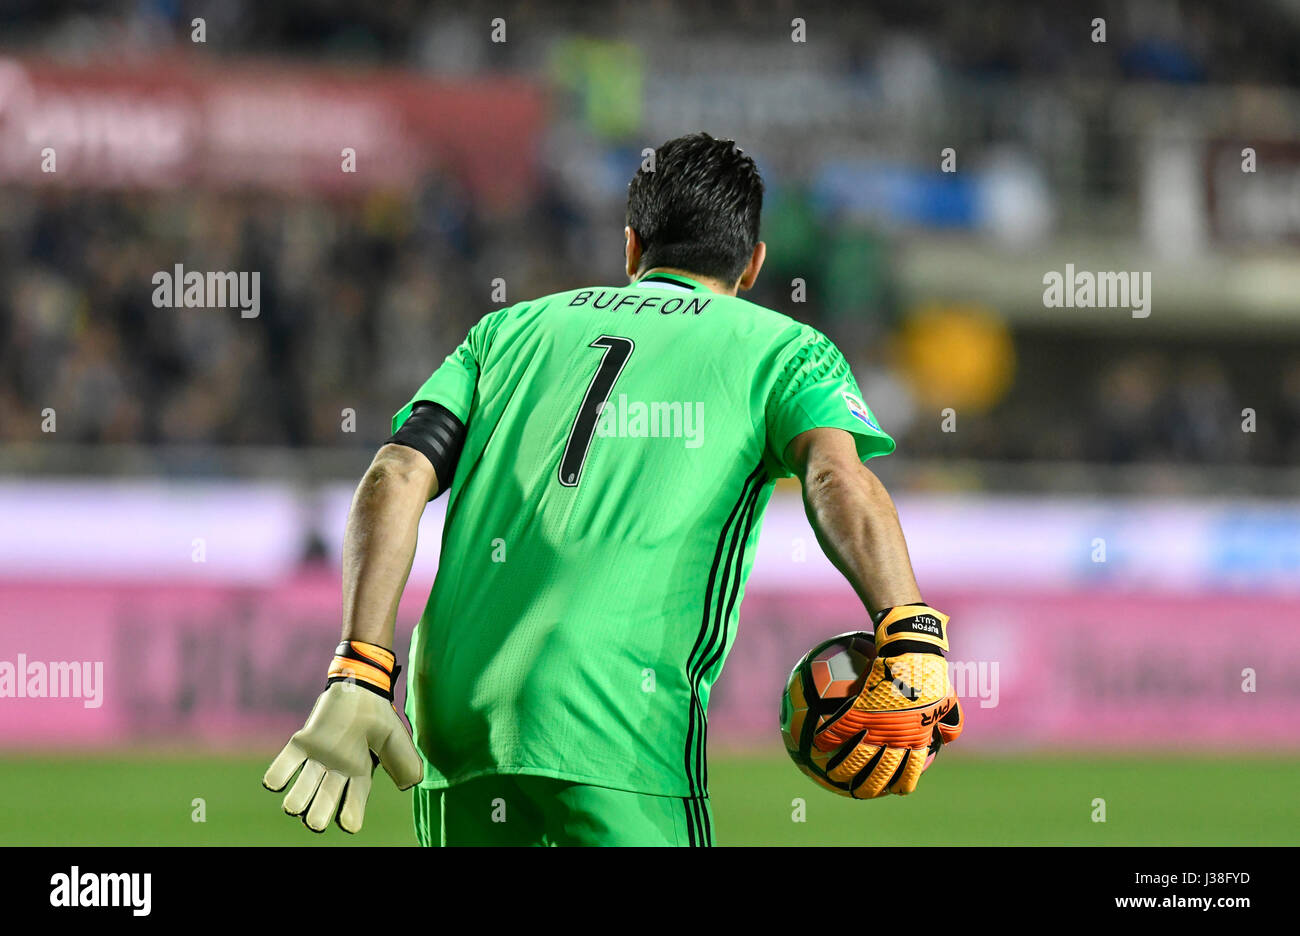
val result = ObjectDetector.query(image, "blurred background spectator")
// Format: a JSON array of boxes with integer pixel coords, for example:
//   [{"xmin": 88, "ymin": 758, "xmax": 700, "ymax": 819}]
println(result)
[{"xmin": 2, "ymin": 0, "xmax": 1299, "ymax": 486}]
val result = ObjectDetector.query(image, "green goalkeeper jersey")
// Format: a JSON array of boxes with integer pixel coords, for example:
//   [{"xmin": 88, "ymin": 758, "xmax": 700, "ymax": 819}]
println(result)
[{"xmin": 393, "ymin": 272, "xmax": 894, "ymax": 798}]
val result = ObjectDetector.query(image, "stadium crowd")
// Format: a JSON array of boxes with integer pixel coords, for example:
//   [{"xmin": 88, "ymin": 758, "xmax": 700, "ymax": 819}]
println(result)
[
  {"xmin": 2, "ymin": 0, "xmax": 1299, "ymax": 470},
  {"xmin": 2, "ymin": 183, "xmax": 1296, "ymax": 467}
]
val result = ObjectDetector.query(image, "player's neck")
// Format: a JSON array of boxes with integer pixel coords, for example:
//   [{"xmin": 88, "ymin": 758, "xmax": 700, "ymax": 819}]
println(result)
[{"xmin": 636, "ymin": 267, "xmax": 737, "ymax": 296}]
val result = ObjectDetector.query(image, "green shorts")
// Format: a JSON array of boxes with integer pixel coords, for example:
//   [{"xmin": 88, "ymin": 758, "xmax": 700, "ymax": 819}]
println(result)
[{"xmin": 413, "ymin": 775, "xmax": 715, "ymax": 847}]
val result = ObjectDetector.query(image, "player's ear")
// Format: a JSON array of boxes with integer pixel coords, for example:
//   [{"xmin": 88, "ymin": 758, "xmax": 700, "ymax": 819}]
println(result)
[
  {"xmin": 736, "ymin": 241, "xmax": 766, "ymax": 292},
  {"xmin": 625, "ymin": 226, "xmax": 643, "ymax": 280}
]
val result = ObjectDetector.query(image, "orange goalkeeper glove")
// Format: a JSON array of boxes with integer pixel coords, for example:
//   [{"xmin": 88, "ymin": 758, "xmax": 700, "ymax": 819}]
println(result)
[{"xmin": 810, "ymin": 604, "xmax": 963, "ymax": 798}]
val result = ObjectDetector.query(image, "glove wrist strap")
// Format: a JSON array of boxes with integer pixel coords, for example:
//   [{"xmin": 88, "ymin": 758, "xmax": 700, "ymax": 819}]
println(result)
[
  {"xmin": 327, "ymin": 640, "xmax": 400, "ymax": 700},
  {"xmin": 872, "ymin": 604, "xmax": 950, "ymax": 658}
]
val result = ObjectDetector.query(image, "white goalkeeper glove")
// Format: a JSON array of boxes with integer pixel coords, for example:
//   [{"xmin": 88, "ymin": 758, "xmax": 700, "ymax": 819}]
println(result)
[{"xmin": 262, "ymin": 640, "xmax": 423, "ymax": 833}]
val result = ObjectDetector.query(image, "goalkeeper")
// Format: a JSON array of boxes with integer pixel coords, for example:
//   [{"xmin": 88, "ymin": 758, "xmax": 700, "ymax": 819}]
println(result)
[{"xmin": 264, "ymin": 133, "xmax": 960, "ymax": 845}]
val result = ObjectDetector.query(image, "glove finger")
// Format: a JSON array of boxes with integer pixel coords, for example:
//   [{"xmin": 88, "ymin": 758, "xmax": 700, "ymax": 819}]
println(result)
[
  {"xmin": 822, "ymin": 737, "xmax": 882, "ymax": 790},
  {"xmin": 813, "ymin": 654, "xmax": 953, "ymax": 753},
  {"xmin": 377, "ymin": 722, "xmax": 424, "ymax": 790},
  {"xmin": 304, "ymin": 770, "xmax": 347, "ymax": 832},
  {"xmin": 262, "ymin": 740, "xmax": 308, "ymax": 792},
  {"xmin": 937, "ymin": 696, "xmax": 964, "ymax": 745},
  {"xmin": 854, "ymin": 746, "xmax": 906, "ymax": 799},
  {"xmin": 889, "ymin": 748, "xmax": 927, "ymax": 796},
  {"xmin": 282, "ymin": 760, "xmax": 326, "ymax": 817},
  {"xmin": 338, "ymin": 771, "xmax": 372, "ymax": 834}
]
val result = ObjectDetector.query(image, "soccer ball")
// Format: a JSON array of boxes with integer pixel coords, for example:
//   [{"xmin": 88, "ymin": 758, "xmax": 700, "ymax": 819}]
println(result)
[{"xmin": 779, "ymin": 631, "xmax": 941, "ymax": 796}]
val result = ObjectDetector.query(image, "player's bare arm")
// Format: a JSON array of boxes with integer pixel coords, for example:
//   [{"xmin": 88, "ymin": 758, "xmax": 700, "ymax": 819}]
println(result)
[
  {"xmin": 340, "ymin": 443, "xmax": 438, "ymax": 649},
  {"xmin": 261, "ymin": 402, "xmax": 469, "ymax": 832},
  {"xmin": 780, "ymin": 424, "xmax": 963, "ymax": 798},
  {"xmin": 785, "ymin": 425, "xmax": 922, "ymax": 615},
  {"xmin": 259, "ymin": 442, "xmax": 432, "ymax": 832}
]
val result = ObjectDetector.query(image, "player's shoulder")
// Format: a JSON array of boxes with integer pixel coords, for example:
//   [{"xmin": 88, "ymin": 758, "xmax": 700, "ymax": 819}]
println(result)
[
  {"xmin": 706, "ymin": 294, "xmax": 846, "ymax": 376},
  {"xmin": 726, "ymin": 293, "xmax": 825, "ymax": 342}
]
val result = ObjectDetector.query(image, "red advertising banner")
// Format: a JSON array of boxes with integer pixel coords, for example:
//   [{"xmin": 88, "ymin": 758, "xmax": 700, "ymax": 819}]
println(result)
[
  {"xmin": 710, "ymin": 588, "xmax": 1298, "ymax": 750},
  {"xmin": 0, "ymin": 56, "xmax": 544, "ymax": 202},
  {"xmin": 1, "ymin": 576, "xmax": 1294, "ymax": 753}
]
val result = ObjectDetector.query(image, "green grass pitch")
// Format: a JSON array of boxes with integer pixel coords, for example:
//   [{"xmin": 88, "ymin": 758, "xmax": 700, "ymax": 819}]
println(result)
[{"xmin": 2, "ymin": 751, "xmax": 1295, "ymax": 846}]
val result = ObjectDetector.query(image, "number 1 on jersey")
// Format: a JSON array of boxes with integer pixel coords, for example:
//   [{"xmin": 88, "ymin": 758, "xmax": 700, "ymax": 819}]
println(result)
[{"xmin": 558, "ymin": 335, "xmax": 635, "ymax": 487}]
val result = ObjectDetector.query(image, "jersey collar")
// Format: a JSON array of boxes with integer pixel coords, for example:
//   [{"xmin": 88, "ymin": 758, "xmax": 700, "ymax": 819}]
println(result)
[{"xmin": 633, "ymin": 272, "xmax": 709, "ymax": 292}]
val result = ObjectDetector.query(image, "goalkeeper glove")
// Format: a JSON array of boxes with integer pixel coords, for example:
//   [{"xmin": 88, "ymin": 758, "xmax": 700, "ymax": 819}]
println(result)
[
  {"xmin": 263, "ymin": 640, "xmax": 423, "ymax": 833},
  {"xmin": 812, "ymin": 604, "xmax": 963, "ymax": 798}
]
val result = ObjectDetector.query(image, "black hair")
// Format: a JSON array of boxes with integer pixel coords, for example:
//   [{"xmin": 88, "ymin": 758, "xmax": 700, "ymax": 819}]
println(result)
[{"xmin": 625, "ymin": 132, "xmax": 764, "ymax": 284}]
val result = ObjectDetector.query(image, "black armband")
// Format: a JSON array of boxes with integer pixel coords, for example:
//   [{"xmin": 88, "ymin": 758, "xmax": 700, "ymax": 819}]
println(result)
[{"xmin": 387, "ymin": 401, "xmax": 466, "ymax": 496}]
